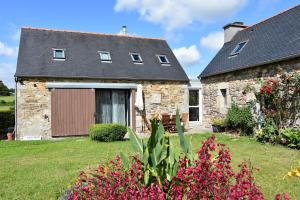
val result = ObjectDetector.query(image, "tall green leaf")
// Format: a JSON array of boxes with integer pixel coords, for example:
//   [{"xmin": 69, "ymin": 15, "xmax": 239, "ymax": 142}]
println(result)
[
  {"xmin": 127, "ymin": 128, "xmax": 143, "ymax": 154},
  {"xmin": 120, "ymin": 151, "xmax": 129, "ymax": 170},
  {"xmin": 175, "ymin": 109, "xmax": 190, "ymax": 154}
]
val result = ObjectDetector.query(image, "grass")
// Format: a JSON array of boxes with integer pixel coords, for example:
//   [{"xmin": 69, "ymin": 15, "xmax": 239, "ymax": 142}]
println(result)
[
  {"xmin": 0, "ymin": 133, "xmax": 299, "ymax": 200},
  {"xmin": 0, "ymin": 95, "xmax": 14, "ymax": 112}
]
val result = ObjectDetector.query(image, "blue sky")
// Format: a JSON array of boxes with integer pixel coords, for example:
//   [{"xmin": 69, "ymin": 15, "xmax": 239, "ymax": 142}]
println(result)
[{"xmin": 0, "ymin": 0, "xmax": 299, "ymax": 88}]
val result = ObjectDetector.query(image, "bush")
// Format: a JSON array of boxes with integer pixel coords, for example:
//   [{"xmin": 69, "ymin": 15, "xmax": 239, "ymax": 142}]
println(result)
[
  {"xmin": 89, "ymin": 124, "xmax": 127, "ymax": 142},
  {"xmin": 226, "ymin": 103, "xmax": 254, "ymax": 135},
  {"xmin": 66, "ymin": 136, "xmax": 264, "ymax": 200},
  {"xmin": 212, "ymin": 118, "xmax": 226, "ymax": 126},
  {"xmin": 0, "ymin": 111, "xmax": 14, "ymax": 140},
  {"xmin": 254, "ymin": 71, "xmax": 300, "ymax": 130},
  {"xmin": 281, "ymin": 128, "xmax": 300, "ymax": 149},
  {"xmin": 255, "ymin": 118, "xmax": 279, "ymax": 144}
]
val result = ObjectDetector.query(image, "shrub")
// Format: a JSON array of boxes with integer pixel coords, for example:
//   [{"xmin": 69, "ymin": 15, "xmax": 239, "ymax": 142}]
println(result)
[
  {"xmin": 89, "ymin": 124, "xmax": 127, "ymax": 142},
  {"xmin": 0, "ymin": 111, "xmax": 14, "ymax": 140},
  {"xmin": 254, "ymin": 70, "xmax": 300, "ymax": 130},
  {"xmin": 66, "ymin": 136, "xmax": 265, "ymax": 200},
  {"xmin": 212, "ymin": 118, "xmax": 226, "ymax": 126},
  {"xmin": 281, "ymin": 128, "xmax": 300, "ymax": 149},
  {"xmin": 226, "ymin": 103, "xmax": 254, "ymax": 135},
  {"xmin": 255, "ymin": 118, "xmax": 279, "ymax": 144}
]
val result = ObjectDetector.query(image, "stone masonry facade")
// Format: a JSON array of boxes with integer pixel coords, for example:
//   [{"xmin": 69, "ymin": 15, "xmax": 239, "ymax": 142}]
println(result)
[
  {"xmin": 201, "ymin": 58, "xmax": 300, "ymax": 128},
  {"xmin": 16, "ymin": 79, "xmax": 188, "ymax": 139}
]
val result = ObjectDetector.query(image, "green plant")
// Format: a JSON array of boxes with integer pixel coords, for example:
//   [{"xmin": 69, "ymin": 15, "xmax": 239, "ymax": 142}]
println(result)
[
  {"xmin": 212, "ymin": 118, "xmax": 226, "ymax": 126},
  {"xmin": 89, "ymin": 124, "xmax": 127, "ymax": 142},
  {"xmin": 255, "ymin": 70, "xmax": 300, "ymax": 130},
  {"xmin": 126, "ymin": 109, "xmax": 192, "ymax": 187},
  {"xmin": 281, "ymin": 128, "xmax": 300, "ymax": 149},
  {"xmin": 226, "ymin": 103, "xmax": 254, "ymax": 135},
  {"xmin": 255, "ymin": 118, "xmax": 279, "ymax": 144}
]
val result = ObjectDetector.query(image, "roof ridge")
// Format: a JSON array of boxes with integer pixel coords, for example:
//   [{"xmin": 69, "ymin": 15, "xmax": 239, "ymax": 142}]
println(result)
[
  {"xmin": 244, "ymin": 4, "xmax": 300, "ymax": 31},
  {"xmin": 21, "ymin": 27, "xmax": 165, "ymax": 41}
]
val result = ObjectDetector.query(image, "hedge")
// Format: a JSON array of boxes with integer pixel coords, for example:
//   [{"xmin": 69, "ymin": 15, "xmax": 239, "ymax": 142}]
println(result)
[
  {"xmin": 89, "ymin": 124, "xmax": 127, "ymax": 142},
  {"xmin": 0, "ymin": 111, "xmax": 14, "ymax": 140}
]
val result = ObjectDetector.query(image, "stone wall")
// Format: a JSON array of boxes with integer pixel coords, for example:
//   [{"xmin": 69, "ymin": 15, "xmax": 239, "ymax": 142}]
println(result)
[
  {"xmin": 16, "ymin": 78, "xmax": 188, "ymax": 139},
  {"xmin": 16, "ymin": 80, "xmax": 51, "ymax": 139},
  {"xmin": 201, "ymin": 58, "xmax": 300, "ymax": 128}
]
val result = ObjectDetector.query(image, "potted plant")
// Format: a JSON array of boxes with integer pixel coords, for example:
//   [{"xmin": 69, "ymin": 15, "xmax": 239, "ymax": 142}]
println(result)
[
  {"xmin": 7, "ymin": 127, "xmax": 14, "ymax": 141},
  {"xmin": 212, "ymin": 118, "xmax": 226, "ymax": 133}
]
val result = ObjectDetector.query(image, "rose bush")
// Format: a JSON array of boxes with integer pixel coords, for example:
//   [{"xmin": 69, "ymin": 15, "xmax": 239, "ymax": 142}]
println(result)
[{"xmin": 255, "ymin": 70, "xmax": 300, "ymax": 130}]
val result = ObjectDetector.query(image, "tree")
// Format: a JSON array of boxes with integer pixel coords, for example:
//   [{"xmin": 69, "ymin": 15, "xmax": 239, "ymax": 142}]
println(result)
[{"xmin": 0, "ymin": 81, "xmax": 11, "ymax": 96}]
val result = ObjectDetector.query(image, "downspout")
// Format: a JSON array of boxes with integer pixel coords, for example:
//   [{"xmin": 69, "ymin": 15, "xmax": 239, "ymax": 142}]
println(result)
[{"xmin": 14, "ymin": 77, "xmax": 18, "ymax": 140}]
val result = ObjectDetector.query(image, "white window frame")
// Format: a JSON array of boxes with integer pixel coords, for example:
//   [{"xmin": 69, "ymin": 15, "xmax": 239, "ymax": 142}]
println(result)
[
  {"xmin": 52, "ymin": 48, "xmax": 66, "ymax": 60},
  {"xmin": 98, "ymin": 51, "xmax": 112, "ymax": 63},
  {"xmin": 188, "ymin": 89, "xmax": 202, "ymax": 124},
  {"xmin": 130, "ymin": 52, "xmax": 143, "ymax": 64},
  {"xmin": 230, "ymin": 40, "xmax": 248, "ymax": 57},
  {"xmin": 156, "ymin": 54, "xmax": 170, "ymax": 65}
]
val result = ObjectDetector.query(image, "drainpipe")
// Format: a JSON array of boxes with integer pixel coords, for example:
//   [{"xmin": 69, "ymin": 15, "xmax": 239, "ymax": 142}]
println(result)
[{"xmin": 14, "ymin": 77, "xmax": 18, "ymax": 140}]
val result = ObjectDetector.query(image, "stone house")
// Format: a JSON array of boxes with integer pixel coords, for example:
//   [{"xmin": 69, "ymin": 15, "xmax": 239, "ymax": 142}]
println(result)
[
  {"xmin": 15, "ymin": 27, "xmax": 202, "ymax": 140},
  {"xmin": 199, "ymin": 5, "xmax": 300, "ymax": 128}
]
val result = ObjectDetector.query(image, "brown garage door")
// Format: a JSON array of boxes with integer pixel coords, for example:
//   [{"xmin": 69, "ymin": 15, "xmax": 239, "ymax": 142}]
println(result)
[{"xmin": 51, "ymin": 89, "xmax": 95, "ymax": 136}]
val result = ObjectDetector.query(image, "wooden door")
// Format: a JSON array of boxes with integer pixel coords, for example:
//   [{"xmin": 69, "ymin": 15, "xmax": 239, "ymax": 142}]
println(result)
[{"xmin": 51, "ymin": 89, "xmax": 95, "ymax": 136}]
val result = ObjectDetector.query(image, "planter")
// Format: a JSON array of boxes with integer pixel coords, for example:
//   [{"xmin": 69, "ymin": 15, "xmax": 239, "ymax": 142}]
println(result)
[
  {"xmin": 7, "ymin": 133, "xmax": 13, "ymax": 141},
  {"xmin": 212, "ymin": 125, "xmax": 225, "ymax": 133},
  {"xmin": 7, "ymin": 127, "xmax": 14, "ymax": 141}
]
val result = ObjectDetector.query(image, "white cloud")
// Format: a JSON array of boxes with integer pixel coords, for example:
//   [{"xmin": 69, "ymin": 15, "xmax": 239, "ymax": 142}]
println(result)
[
  {"xmin": 0, "ymin": 41, "xmax": 18, "ymax": 57},
  {"xmin": 173, "ymin": 45, "xmax": 201, "ymax": 67},
  {"xmin": 200, "ymin": 31, "xmax": 224, "ymax": 51},
  {"xmin": 114, "ymin": 0, "xmax": 247, "ymax": 31},
  {"xmin": 0, "ymin": 63, "xmax": 15, "ymax": 88}
]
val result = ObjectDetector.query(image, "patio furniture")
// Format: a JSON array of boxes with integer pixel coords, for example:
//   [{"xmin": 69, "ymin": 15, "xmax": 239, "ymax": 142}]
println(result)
[
  {"xmin": 161, "ymin": 114, "xmax": 171, "ymax": 131},
  {"xmin": 181, "ymin": 113, "xmax": 189, "ymax": 132},
  {"xmin": 168, "ymin": 115, "xmax": 177, "ymax": 133}
]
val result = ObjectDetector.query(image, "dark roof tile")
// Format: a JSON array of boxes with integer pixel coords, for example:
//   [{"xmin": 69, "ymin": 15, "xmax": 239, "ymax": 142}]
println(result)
[
  {"xmin": 200, "ymin": 5, "xmax": 300, "ymax": 78},
  {"xmin": 16, "ymin": 28, "xmax": 189, "ymax": 82}
]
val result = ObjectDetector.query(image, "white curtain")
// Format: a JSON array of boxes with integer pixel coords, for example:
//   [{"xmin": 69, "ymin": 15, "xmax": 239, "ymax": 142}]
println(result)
[
  {"xmin": 112, "ymin": 90, "xmax": 126, "ymax": 125},
  {"xmin": 99, "ymin": 90, "xmax": 112, "ymax": 124},
  {"xmin": 97, "ymin": 90, "xmax": 127, "ymax": 125}
]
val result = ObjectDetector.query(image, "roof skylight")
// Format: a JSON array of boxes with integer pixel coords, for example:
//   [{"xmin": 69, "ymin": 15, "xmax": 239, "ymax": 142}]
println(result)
[
  {"xmin": 53, "ymin": 49, "xmax": 65, "ymax": 60},
  {"xmin": 99, "ymin": 51, "xmax": 112, "ymax": 63},
  {"xmin": 157, "ymin": 55, "xmax": 170, "ymax": 65},
  {"xmin": 130, "ymin": 53, "xmax": 143, "ymax": 63},
  {"xmin": 230, "ymin": 41, "xmax": 247, "ymax": 56}
]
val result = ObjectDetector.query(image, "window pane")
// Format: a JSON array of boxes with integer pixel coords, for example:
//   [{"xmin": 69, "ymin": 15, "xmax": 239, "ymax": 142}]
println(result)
[
  {"xmin": 189, "ymin": 90, "xmax": 199, "ymax": 106},
  {"xmin": 189, "ymin": 107, "xmax": 199, "ymax": 121},
  {"xmin": 159, "ymin": 56, "xmax": 168, "ymax": 63},
  {"xmin": 231, "ymin": 41, "xmax": 247, "ymax": 55},
  {"xmin": 133, "ymin": 54, "xmax": 139, "ymax": 60},
  {"xmin": 132, "ymin": 54, "xmax": 141, "ymax": 62},
  {"xmin": 100, "ymin": 52, "xmax": 111, "ymax": 61},
  {"xmin": 54, "ymin": 50, "xmax": 64, "ymax": 58}
]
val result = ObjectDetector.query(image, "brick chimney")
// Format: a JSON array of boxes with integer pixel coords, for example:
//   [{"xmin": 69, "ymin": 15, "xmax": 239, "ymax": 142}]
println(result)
[{"xmin": 223, "ymin": 22, "xmax": 247, "ymax": 43}]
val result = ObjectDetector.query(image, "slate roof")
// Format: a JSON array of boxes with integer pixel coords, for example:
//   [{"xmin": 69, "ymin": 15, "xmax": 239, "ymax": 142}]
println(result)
[
  {"xmin": 200, "ymin": 5, "xmax": 300, "ymax": 78},
  {"xmin": 16, "ymin": 28, "xmax": 189, "ymax": 82}
]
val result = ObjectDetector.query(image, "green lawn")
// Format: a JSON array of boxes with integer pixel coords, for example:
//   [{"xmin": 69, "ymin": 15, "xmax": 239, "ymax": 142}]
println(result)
[
  {"xmin": 0, "ymin": 95, "xmax": 14, "ymax": 112},
  {"xmin": 0, "ymin": 133, "xmax": 299, "ymax": 200}
]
